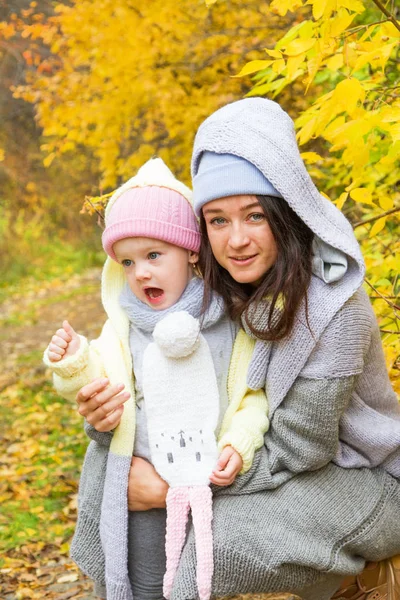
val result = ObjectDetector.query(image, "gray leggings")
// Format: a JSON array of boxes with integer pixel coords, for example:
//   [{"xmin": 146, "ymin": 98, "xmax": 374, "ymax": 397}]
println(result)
[{"xmin": 96, "ymin": 508, "xmax": 167, "ymax": 600}]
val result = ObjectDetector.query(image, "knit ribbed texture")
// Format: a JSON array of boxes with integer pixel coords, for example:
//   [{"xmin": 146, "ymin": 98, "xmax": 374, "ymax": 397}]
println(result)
[
  {"xmin": 106, "ymin": 157, "xmax": 193, "ymax": 214},
  {"xmin": 164, "ymin": 488, "xmax": 192, "ymax": 599},
  {"xmin": 57, "ymin": 302, "xmax": 400, "ymax": 600},
  {"xmin": 163, "ymin": 486, "xmax": 213, "ymax": 600},
  {"xmin": 43, "ymin": 335, "xmax": 88, "ymax": 377},
  {"xmin": 100, "ymin": 454, "xmax": 133, "ymax": 600},
  {"xmin": 43, "ymin": 335, "xmax": 108, "ymax": 402},
  {"xmin": 53, "ymin": 280, "xmax": 400, "ymax": 597},
  {"xmin": 192, "ymin": 97, "xmax": 367, "ymax": 394},
  {"xmin": 189, "ymin": 486, "xmax": 213, "ymax": 600},
  {"xmin": 84, "ymin": 421, "xmax": 112, "ymax": 448},
  {"xmin": 245, "ymin": 284, "xmax": 400, "ymax": 475},
  {"xmin": 102, "ymin": 187, "xmax": 200, "ymax": 261},
  {"xmin": 163, "ymin": 287, "xmax": 400, "ymax": 598},
  {"xmin": 70, "ymin": 441, "xmax": 108, "ymax": 585},
  {"xmin": 192, "ymin": 151, "xmax": 282, "ymax": 213},
  {"xmin": 218, "ymin": 329, "xmax": 269, "ymax": 473},
  {"xmin": 120, "ymin": 277, "xmax": 232, "ymax": 462},
  {"xmin": 170, "ymin": 463, "xmax": 400, "ymax": 600},
  {"xmin": 102, "ymin": 158, "xmax": 200, "ymax": 261}
]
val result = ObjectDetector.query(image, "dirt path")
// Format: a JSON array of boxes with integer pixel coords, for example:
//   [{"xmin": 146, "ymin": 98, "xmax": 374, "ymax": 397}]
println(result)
[{"xmin": 0, "ymin": 268, "xmax": 299, "ymax": 600}]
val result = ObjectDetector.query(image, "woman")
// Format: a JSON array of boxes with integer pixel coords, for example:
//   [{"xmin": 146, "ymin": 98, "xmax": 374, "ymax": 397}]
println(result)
[{"xmin": 76, "ymin": 98, "xmax": 400, "ymax": 600}]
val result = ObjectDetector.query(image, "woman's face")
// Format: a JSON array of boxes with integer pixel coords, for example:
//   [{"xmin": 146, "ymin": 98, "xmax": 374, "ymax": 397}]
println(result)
[{"xmin": 202, "ymin": 195, "xmax": 278, "ymax": 285}]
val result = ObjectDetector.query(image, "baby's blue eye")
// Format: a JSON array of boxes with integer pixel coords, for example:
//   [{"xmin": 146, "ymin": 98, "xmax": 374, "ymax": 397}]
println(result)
[
  {"xmin": 122, "ymin": 259, "xmax": 133, "ymax": 267},
  {"xmin": 148, "ymin": 252, "xmax": 160, "ymax": 260}
]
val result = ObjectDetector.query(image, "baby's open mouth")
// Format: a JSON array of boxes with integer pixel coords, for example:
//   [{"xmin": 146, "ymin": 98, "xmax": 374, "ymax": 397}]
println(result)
[{"xmin": 144, "ymin": 287, "xmax": 164, "ymax": 299}]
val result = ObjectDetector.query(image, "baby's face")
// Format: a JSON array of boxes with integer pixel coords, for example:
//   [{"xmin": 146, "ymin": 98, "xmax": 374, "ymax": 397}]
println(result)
[{"xmin": 113, "ymin": 237, "xmax": 198, "ymax": 310}]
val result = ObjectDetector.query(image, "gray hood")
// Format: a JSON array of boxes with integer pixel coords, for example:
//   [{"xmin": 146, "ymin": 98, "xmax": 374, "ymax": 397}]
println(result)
[
  {"xmin": 192, "ymin": 99, "xmax": 366, "ymax": 391},
  {"xmin": 191, "ymin": 98, "xmax": 364, "ymax": 291},
  {"xmin": 312, "ymin": 238, "xmax": 348, "ymax": 283}
]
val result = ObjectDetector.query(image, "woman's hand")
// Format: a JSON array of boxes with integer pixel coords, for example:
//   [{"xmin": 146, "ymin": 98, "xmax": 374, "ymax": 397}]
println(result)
[
  {"xmin": 128, "ymin": 456, "xmax": 169, "ymax": 511},
  {"xmin": 48, "ymin": 320, "xmax": 80, "ymax": 362},
  {"xmin": 210, "ymin": 445, "xmax": 243, "ymax": 486},
  {"xmin": 76, "ymin": 377, "xmax": 130, "ymax": 432}
]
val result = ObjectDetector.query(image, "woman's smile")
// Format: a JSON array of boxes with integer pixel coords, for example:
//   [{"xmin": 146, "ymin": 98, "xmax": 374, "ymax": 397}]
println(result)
[{"xmin": 229, "ymin": 254, "xmax": 258, "ymax": 265}]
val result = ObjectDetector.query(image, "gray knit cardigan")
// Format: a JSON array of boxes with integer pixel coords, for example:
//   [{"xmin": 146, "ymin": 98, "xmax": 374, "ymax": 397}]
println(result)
[{"xmin": 75, "ymin": 99, "xmax": 400, "ymax": 600}]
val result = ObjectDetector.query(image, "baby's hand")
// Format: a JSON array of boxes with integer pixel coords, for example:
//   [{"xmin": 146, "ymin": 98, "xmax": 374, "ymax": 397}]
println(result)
[
  {"xmin": 48, "ymin": 320, "xmax": 80, "ymax": 362},
  {"xmin": 210, "ymin": 446, "xmax": 243, "ymax": 487}
]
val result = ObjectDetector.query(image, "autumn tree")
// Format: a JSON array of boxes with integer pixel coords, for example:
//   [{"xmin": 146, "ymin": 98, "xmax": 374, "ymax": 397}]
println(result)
[
  {"xmin": 8, "ymin": 0, "xmax": 290, "ymax": 187},
  {"xmin": 0, "ymin": 1, "xmax": 102, "ymax": 279}
]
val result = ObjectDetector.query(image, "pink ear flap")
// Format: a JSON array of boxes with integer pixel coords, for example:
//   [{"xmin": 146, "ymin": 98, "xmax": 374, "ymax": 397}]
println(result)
[
  {"xmin": 163, "ymin": 487, "xmax": 191, "ymax": 599},
  {"xmin": 189, "ymin": 486, "xmax": 214, "ymax": 600},
  {"xmin": 163, "ymin": 485, "xmax": 214, "ymax": 600}
]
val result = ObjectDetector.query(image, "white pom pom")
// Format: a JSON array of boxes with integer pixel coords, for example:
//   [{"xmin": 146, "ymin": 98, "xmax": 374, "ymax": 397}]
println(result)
[{"xmin": 153, "ymin": 312, "xmax": 200, "ymax": 358}]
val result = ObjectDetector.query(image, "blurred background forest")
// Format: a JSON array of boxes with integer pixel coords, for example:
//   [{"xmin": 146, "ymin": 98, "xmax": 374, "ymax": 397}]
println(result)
[{"xmin": 0, "ymin": 0, "xmax": 399, "ymax": 597}]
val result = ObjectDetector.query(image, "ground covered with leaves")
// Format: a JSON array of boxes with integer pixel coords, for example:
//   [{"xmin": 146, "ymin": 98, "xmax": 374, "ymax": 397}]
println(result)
[
  {"xmin": 0, "ymin": 269, "xmax": 104, "ymax": 599},
  {"xmin": 0, "ymin": 269, "xmax": 300, "ymax": 600}
]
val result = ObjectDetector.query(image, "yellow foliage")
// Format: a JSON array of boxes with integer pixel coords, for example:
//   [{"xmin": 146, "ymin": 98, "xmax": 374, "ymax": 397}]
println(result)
[
  {"xmin": 11, "ymin": 0, "xmax": 285, "ymax": 187},
  {"xmin": 326, "ymin": 53, "xmax": 344, "ymax": 70},
  {"xmin": 307, "ymin": 0, "xmax": 336, "ymax": 21},
  {"xmin": 234, "ymin": 60, "xmax": 273, "ymax": 77},
  {"xmin": 265, "ymin": 48, "xmax": 283, "ymax": 58},
  {"xmin": 378, "ymin": 196, "xmax": 394, "ymax": 211},
  {"xmin": 272, "ymin": 58, "xmax": 287, "ymax": 74},
  {"xmin": 327, "ymin": 9, "xmax": 355, "ymax": 37},
  {"xmin": 270, "ymin": 0, "xmax": 303, "ymax": 17},
  {"xmin": 0, "ymin": 21, "xmax": 16, "ymax": 38},
  {"xmin": 283, "ymin": 37, "xmax": 316, "ymax": 56},
  {"xmin": 338, "ymin": 0, "xmax": 365, "ymax": 14},
  {"xmin": 331, "ymin": 77, "xmax": 365, "ymax": 116},
  {"xmin": 300, "ymin": 151, "xmax": 323, "ymax": 163},
  {"xmin": 350, "ymin": 187, "xmax": 374, "ymax": 205},
  {"xmin": 335, "ymin": 191, "xmax": 348, "ymax": 210},
  {"xmin": 369, "ymin": 217, "xmax": 386, "ymax": 238}
]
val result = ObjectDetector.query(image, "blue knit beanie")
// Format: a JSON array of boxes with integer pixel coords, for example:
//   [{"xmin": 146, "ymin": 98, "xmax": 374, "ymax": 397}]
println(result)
[{"xmin": 192, "ymin": 151, "xmax": 283, "ymax": 216}]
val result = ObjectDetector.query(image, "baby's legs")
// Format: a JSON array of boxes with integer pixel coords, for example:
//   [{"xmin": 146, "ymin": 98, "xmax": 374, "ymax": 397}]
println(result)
[{"xmin": 128, "ymin": 508, "xmax": 167, "ymax": 600}]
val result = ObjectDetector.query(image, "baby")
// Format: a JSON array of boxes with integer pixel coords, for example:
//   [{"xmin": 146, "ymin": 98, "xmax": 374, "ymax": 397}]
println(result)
[{"xmin": 44, "ymin": 158, "xmax": 269, "ymax": 600}]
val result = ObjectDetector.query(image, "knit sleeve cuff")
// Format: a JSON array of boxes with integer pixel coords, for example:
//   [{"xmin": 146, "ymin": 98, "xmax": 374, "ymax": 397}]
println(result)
[
  {"xmin": 43, "ymin": 335, "xmax": 89, "ymax": 378},
  {"xmin": 218, "ymin": 429, "xmax": 258, "ymax": 474},
  {"xmin": 84, "ymin": 420, "xmax": 113, "ymax": 447}
]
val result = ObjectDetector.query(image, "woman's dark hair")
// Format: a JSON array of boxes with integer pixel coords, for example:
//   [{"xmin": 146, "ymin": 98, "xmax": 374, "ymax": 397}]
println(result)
[{"xmin": 199, "ymin": 195, "xmax": 314, "ymax": 341}]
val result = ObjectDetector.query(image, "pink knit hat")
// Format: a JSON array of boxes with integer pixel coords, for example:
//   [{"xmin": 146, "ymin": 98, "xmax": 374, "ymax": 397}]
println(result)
[{"xmin": 102, "ymin": 159, "xmax": 201, "ymax": 262}]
